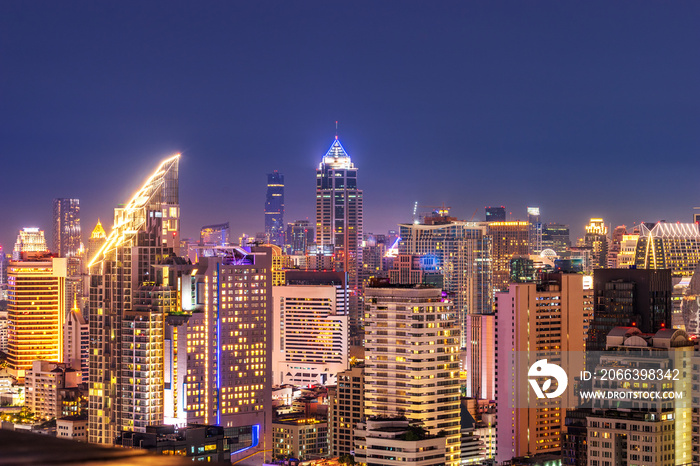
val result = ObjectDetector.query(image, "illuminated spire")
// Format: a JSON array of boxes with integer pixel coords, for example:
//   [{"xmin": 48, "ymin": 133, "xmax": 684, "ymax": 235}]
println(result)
[
  {"xmin": 90, "ymin": 219, "xmax": 107, "ymax": 239},
  {"xmin": 323, "ymin": 138, "xmax": 350, "ymax": 160}
]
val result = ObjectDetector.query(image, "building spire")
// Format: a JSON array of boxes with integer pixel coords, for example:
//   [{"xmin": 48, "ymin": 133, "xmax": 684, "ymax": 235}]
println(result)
[{"xmin": 335, "ymin": 120, "xmax": 338, "ymax": 140}]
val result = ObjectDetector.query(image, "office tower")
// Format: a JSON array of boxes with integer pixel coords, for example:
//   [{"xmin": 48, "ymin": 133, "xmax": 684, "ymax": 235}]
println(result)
[
  {"xmin": 285, "ymin": 219, "xmax": 314, "ymax": 255},
  {"xmin": 199, "ymin": 222, "xmax": 230, "ymax": 246},
  {"xmin": 25, "ymin": 360, "xmax": 81, "ymax": 420},
  {"xmin": 52, "ymin": 198, "xmax": 82, "ymax": 258},
  {"xmin": 272, "ymin": 283, "xmax": 348, "ymax": 387},
  {"xmin": 360, "ymin": 233, "xmax": 389, "ymax": 286},
  {"xmin": 509, "ymin": 256, "xmax": 535, "ymax": 283},
  {"xmin": 583, "ymin": 218, "xmax": 608, "ymax": 269},
  {"xmin": 494, "ymin": 273, "xmax": 592, "ymax": 462},
  {"xmin": 272, "ymin": 418, "xmax": 328, "ymax": 461},
  {"xmin": 12, "ymin": 227, "xmax": 48, "ymax": 260},
  {"xmin": 542, "ymin": 223, "xmax": 571, "ymax": 255},
  {"xmin": 364, "ymin": 285, "xmax": 461, "ymax": 466},
  {"xmin": 586, "ymin": 327, "xmax": 693, "ymax": 466},
  {"xmin": 7, "ymin": 254, "xmax": 67, "ymax": 381},
  {"xmin": 86, "ymin": 220, "xmax": 106, "ymax": 265},
  {"xmin": 315, "ymin": 137, "xmax": 363, "ymax": 333},
  {"xmin": 681, "ymin": 263, "xmax": 700, "ymax": 334},
  {"xmin": 634, "ymin": 222, "xmax": 700, "ymax": 276},
  {"xmin": 64, "ymin": 297, "xmax": 89, "ymax": 383},
  {"xmin": 606, "ymin": 224, "xmax": 627, "ymax": 268},
  {"xmin": 0, "ymin": 316, "xmax": 8, "ymax": 352},
  {"xmin": 399, "ymin": 214, "xmax": 492, "ymax": 346},
  {"xmin": 487, "ymin": 221, "xmax": 529, "ymax": 292},
  {"xmin": 265, "ymin": 171, "xmax": 285, "ymax": 246},
  {"xmin": 354, "ymin": 418, "xmax": 447, "ymax": 466},
  {"xmin": 88, "ymin": 154, "xmax": 181, "ymax": 444},
  {"xmin": 328, "ymin": 365, "xmax": 364, "ymax": 458},
  {"xmin": 485, "ymin": 206, "xmax": 506, "ymax": 222},
  {"xmin": 0, "ymin": 245, "xmax": 8, "ymax": 288},
  {"xmin": 586, "ymin": 268, "xmax": 672, "ymax": 354},
  {"xmin": 388, "ymin": 254, "xmax": 442, "ymax": 287},
  {"xmin": 53, "ymin": 198, "xmax": 83, "ymax": 308},
  {"xmin": 465, "ymin": 313, "xmax": 496, "ymax": 401},
  {"xmin": 527, "ymin": 207, "xmax": 543, "ymax": 255}
]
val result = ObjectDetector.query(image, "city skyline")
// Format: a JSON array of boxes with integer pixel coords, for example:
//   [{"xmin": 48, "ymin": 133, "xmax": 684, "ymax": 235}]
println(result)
[{"xmin": 1, "ymin": 2, "xmax": 699, "ymax": 249}]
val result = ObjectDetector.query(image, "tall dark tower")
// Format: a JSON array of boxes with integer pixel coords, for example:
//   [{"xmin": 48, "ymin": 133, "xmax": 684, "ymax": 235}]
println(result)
[
  {"xmin": 316, "ymin": 136, "xmax": 363, "ymax": 335},
  {"xmin": 265, "ymin": 171, "xmax": 285, "ymax": 246},
  {"xmin": 53, "ymin": 198, "xmax": 82, "ymax": 306}
]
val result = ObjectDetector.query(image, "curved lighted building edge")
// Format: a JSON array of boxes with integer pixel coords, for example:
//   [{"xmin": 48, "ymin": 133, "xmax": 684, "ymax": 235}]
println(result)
[{"xmin": 231, "ymin": 424, "xmax": 260, "ymax": 456}]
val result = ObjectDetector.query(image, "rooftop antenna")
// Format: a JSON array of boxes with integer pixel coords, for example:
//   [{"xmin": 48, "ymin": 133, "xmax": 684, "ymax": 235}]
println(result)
[{"xmin": 335, "ymin": 121, "xmax": 338, "ymax": 140}]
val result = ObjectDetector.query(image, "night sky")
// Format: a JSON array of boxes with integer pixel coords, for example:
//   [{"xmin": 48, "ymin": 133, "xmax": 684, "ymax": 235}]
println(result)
[{"xmin": 1, "ymin": 2, "xmax": 698, "ymax": 250}]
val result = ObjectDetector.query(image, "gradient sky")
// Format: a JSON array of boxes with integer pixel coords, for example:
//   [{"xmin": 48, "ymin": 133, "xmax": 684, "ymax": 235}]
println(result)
[{"xmin": 1, "ymin": 1, "xmax": 699, "ymax": 250}]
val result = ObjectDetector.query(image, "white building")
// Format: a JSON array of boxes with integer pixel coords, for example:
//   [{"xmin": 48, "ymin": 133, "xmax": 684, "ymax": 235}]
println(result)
[
  {"xmin": 63, "ymin": 298, "xmax": 88, "ymax": 383},
  {"xmin": 56, "ymin": 415, "xmax": 88, "ymax": 441},
  {"xmin": 354, "ymin": 418, "xmax": 447, "ymax": 466},
  {"xmin": 25, "ymin": 360, "xmax": 81, "ymax": 420},
  {"xmin": 272, "ymin": 285, "xmax": 348, "ymax": 387}
]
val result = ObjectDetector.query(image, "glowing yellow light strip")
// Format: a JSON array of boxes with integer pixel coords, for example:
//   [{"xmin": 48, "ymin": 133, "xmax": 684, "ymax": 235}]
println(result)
[{"xmin": 88, "ymin": 153, "xmax": 180, "ymax": 267}]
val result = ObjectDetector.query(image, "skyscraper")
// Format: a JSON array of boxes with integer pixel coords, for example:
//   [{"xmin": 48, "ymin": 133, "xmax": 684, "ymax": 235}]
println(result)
[
  {"xmin": 52, "ymin": 198, "xmax": 82, "ymax": 259},
  {"xmin": 53, "ymin": 198, "xmax": 83, "ymax": 307},
  {"xmin": 12, "ymin": 227, "xmax": 48, "ymax": 260},
  {"xmin": 86, "ymin": 220, "xmax": 106, "ymax": 265},
  {"xmin": 487, "ymin": 221, "xmax": 529, "ymax": 292},
  {"xmin": 542, "ymin": 223, "xmax": 571, "ymax": 255},
  {"xmin": 583, "ymin": 218, "xmax": 608, "ymax": 269},
  {"xmin": 88, "ymin": 154, "xmax": 180, "ymax": 444},
  {"xmin": 64, "ymin": 296, "xmax": 89, "ymax": 383},
  {"xmin": 315, "ymin": 137, "xmax": 363, "ymax": 332},
  {"xmin": 634, "ymin": 222, "xmax": 700, "ymax": 276},
  {"xmin": 285, "ymin": 219, "xmax": 314, "ymax": 255},
  {"xmin": 265, "ymin": 171, "xmax": 285, "ymax": 246},
  {"xmin": 527, "ymin": 206, "xmax": 543, "ymax": 255},
  {"xmin": 364, "ymin": 285, "xmax": 461, "ymax": 466},
  {"xmin": 7, "ymin": 254, "xmax": 67, "ymax": 381}
]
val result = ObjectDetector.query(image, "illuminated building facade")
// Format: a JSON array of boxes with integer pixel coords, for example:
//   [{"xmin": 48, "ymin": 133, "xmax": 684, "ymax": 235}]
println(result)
[
  {"xmin": 586, "ymin": 327, "xmax": 693, "ymax": 466},
  {"xmin": 616, "ymin": 234, "xmax": 639, "ymax": 269},
  {"xmin": 163, "ymin": 247, "xmax": 273, "ymax": 460},
  {"xmin": 364, "ymin": 286, "xmax": 462, "ymax": 466},
  {"xmin": 88, "ymin": 154, "xmax": 181, "ymax": 444},
  {"xmin": 285, "ymin": 219, "xmax": 314, "ymax": 255},
  {"xmin": 583, "ymin": 218, "xmax": 608, "ymax": 269},
  {"xmin": 53, "ymin": 198, "xmax": 83, "ymax": 308},
  {"xmin": 272, "ymin": 284, "xmax": 348, "ymax": 387},
  {"xmin": 12, "ymin": 227, "xmax": 48, "ymax": 260},
  {"xmin": 199, "ymin": 222, "xmax": 230, "ymax": 246},
  {"xmin": 272, "ymin": 417, "xmax": 327, "ymax": 461},
  {"xmin": 7, "ymin": 255, "xmax": 67, "ymax": 381},
  {"xmin": 315, "ymin": 137, "xmax": 363, "ymax": 333},
  {"xmin": 399, "ymin": 217, "xmax": 492, "ymax": 348},
  {"xmin": 86, "ymin": 220, "xmax": 106, "ymax": 265},
  {"xmin": 542, "ymin": 223, "xmax": 571, "ymax": 255},
  {"xmin": 495, "ymin": 273, "xmax": 591, "ymax": 463},
  {"xmin": 634, "ymin": 222, "xmax": 700, "ymax": 277},
  {"xmin": 606, "ymin": 224, "xmax": 627, "ymax": 268},
  {"xmin": 527, "ymin": 206, "xmax": 543, "ymax": 255},
  {"xmin": 265, "ymin": 171, "xmax": 285, "ymax": 246},
  {"xmin": 354, "ymin": 418, "xmax": 447, "ymax": 466},
  {"xmin": 328, "ymin": 365, "xmax": 364, "ymax": 458},
  {"xmin": 487, "ymin": 221, "xmax": 529, "ymax": 293}
]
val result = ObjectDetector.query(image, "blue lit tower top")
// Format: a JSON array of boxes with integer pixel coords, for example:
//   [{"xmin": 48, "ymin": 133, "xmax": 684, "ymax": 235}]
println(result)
[{"xmin": 320, "ymin": 136, "xmax": 354, "ymax": 170}]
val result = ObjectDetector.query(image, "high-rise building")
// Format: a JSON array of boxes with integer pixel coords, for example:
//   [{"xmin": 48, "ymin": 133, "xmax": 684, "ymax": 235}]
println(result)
[
  {"xmin": 583, "ymin": 218, "xmax": 608, "ymax": 269},
  {"xmin": 485, "ymin": 206, "xmax": 506, "ymax": 222},
  {"xmin": 265, "ymin": 171, "xmax": 285, "ymax": 246},
  {"xmin": 272, "ymin": 284, "xmax": 348, "ymax": 387},
  {"xmin": 328, "ymin": 365, "xmax": 364, "ymax": 458},
  {"xmin": 495, "ymin": 273, "xmax": 592, "ymax": 462},
  {"xmin": 586, "ymin": 327, "xmax": 694, "ymax": 466},
  {"xmin": 88, "ymin": 154, "xmax": 181, "ymax": 444},
  {"xmin": 606, "ymin": 224, "xmax": 627, "ymax": 268},
  {"xmin": 542, "ymin": 223, "xmax": 571, "ymax": 255},
  {"xmin": 86, "ymin": 220, "xmax": 107, "ymax": 265},
  {"xmin": 527, "ymin": 207, "xmax": 543, "ymax": 255},
  {"xmin": 364, "ymin": 285, "xmax": 461, "ymax": 466},
  {"xmin": 52, "ymin": 198, "xmax": 82, "ymax": 258},
  {"xmin": 7, "ymin": 254, "xmax": 67, "ymax": 381},
  {"xmin": 25, "ymin": 360, "xmax": 81, "ymax": 420},
  {"xmin": 64, "ymin": 296, "xmax": 89, "ymax": 383},
  {"xmin": 354, "ymin": 418, "xmax": 447, "ymax": 466},
  {"xmin": 199, "ymin": 222, "xmax": 230, "ymax": 246},
  {"xmin": 586, "ymin": 268, "xmax": 672, "ymax": 355},
  {"xmin": 616, "ymin": 234, "xmax": 639, "ymax": 269},
  {"xmin": 53, "ymin": 198, "xmax": 83, "ymax": 308},
  {"xmin": 315, "ymin": 137, "xmax": 363, "ymax": 333},
  {"xmin": 399, "ymin": 214, "xmax": 492, "ymax": 348},
  {"xmin": 285, "ymin": 220, "xmax": 314, "ymax": 255},
  {"xmin": 634, "ymin": 222, "xmax": 700, "ymax": 276},
  {"xmin": 487, "ymin": 221, "xmax": 529, "ymax": 293},
  {"xmin": 12, "ymin": 227, "xmax": 48, "ymax": 260}
]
